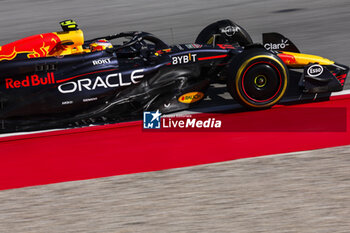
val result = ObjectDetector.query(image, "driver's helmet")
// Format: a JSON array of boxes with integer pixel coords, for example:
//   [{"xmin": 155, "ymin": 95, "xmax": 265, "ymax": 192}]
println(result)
[{"xmin": 89, "ymin": 39, "xmax": 113, "ymax": 52}]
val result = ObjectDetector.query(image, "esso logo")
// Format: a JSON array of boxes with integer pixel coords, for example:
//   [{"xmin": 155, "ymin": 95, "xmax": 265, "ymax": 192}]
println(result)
[{"xmin": 307, "ymin": 64, "xmax": 324, "ymax": 77}]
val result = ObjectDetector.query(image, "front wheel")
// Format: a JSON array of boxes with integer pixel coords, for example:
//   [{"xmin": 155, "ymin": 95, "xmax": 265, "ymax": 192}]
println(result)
[{"xmin": 227, "ymin": 50, "xmax": 289, "ymax": 109}]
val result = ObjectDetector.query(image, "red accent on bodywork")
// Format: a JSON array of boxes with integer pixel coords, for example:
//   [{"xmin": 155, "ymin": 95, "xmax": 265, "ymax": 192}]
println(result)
[
  {"xmin": 0, "ymin": 33, "xmax": 61, "ymax": 61},
  {"xmin": 217, "ymin": 44, "xmax": 235, "ymax": 49},
  {"xmin": 336, "ymin": 74, "xmax": 347, "ymax": 86},
  {"xmin": 56, "ymin": 69, "xmax": 119, "ymax": 83},
  {"xmin": 198, "ymin": 55, "xmax": 228, "ymax": 61},
  {"xmin": 277, "ymin": 53, "xmax": 297, "ymax": 65}
]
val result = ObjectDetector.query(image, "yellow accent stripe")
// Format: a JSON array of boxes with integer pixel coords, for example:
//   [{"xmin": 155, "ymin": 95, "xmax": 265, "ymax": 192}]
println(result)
[
  {"xmin": 0, "ymin": 47, "xmax": 17, "ymax": 61},
  {"xmin": 235, "ymin": 55, "xmax": 288, "ymax": 108},
  {"xmin": 207, "ymin": 36, "xmax": 214, "ymax": 45},
  {"xmin": 283, "ymin": 51, "xmax": 335, "ymax": 67}
]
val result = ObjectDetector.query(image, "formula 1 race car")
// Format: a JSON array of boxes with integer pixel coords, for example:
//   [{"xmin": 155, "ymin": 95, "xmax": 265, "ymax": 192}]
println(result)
[{"xmin": 0, "ymin": 19, "xmax": 348, "ymax": 132}]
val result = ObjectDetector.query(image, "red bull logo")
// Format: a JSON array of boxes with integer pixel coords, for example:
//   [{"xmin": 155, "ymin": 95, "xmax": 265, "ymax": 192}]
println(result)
[
  {"xmin": 5, "ymin": 72, "xmax": 56, "ymax": 89},
  {"xmin": 0, "ymin": 33, "xmax": 61, "ymax": 62}
]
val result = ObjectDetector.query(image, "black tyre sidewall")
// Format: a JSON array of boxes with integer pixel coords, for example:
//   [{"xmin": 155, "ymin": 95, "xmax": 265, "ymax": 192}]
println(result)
[{"xmin": 227, "ymin": 50, "xmax": 289, "ymax": 108}]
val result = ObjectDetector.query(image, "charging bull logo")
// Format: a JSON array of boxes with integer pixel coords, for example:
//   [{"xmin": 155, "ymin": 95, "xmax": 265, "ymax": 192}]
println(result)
[{"xmin": 0, "ymin": 33, "xmax": 61, "ymax": 62}]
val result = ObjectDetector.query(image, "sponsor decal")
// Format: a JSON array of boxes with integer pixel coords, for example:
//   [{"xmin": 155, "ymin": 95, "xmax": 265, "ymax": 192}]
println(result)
[
  {"xmin": 307, "ymin": 64, "xmax": 324, "ymax": 77},
  {"xmin": 264, "ymin": 39, "xmax": 290, "ymax": 50},
  {"xmin": 178, "ymin": 92, "xmax": 204, "ymax": 104},
  {"xmin": 62, "ymin": 100, "xmax": 73, "ymax": 105},
  {"xmin": 58, "ymin": 69, "xmax": 144, "ymax": 94},
  {"xmin": 192, "ymin": 44, "xmax": 202, "ymax": 48},
  {"xmin": 172, "ymin": 53, "xmax": 197, "ymax": 65},
  {"xmin": 143, "ymin": 112, "xmax": 222, "ymax": 130},
  {"xmin": 83, "ymin": 97, "xmax": 98, "ymax": 102},
  {"xmin": 5, "ymin": 72, "xmax": 55, "ymax": 89},
  {"xmin": 143, "ymin": 110, "xmax": 162, "ymax": 129},
  {"xmin": 220, "ymin": 26, "xmax": 239, "ymax": 37},
  {"xmin": 185, "ymin": 44, "xmax": 202, "ymax": 49},
  {"xmin": 92, "ymin": 58, "xmax": 111, "ymax": 65}
]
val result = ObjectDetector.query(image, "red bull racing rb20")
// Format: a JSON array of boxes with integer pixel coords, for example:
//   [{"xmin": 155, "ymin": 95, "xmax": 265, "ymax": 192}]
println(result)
[{"xmin": 0, "ymin": 19, "xmax": 348, "ymax": 133}]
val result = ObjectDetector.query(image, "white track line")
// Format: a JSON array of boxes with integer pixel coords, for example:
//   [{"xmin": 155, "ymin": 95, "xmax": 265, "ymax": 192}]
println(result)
[
  {"xmin": 331, "ymin": 89, "xmax": 350, "ymax": 96},
  {"xmin": 0, "ymin": 129, "xmax": 61, "ymax": 138}
]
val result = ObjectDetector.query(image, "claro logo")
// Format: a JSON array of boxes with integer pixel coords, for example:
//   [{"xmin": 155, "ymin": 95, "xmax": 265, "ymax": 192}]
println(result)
[
  {"xmin": 178, "ymin": 92, "xmax": 204, "ymax": 104},
  {"xmin": 264, "ymin": 39, "xmax": 290, "ymax": 51},
  {"xmin": 58, "ymin": 69, "xmax": 144, "ymax": 94}
]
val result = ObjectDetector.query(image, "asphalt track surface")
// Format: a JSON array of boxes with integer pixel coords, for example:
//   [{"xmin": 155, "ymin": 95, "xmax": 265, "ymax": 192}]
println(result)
[
  {"xmin": 1, "ymin": 146, "xmax": 350, "ymax": 233},
  {"xmin": 1, "ymin": 0, "xmax": 350, "ymax": 232}
]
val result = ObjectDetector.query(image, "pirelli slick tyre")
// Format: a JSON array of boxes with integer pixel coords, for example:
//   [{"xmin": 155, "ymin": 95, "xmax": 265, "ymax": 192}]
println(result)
[{"xmin": 227, "ymin": 50, "xmax": 289, "ymax": 109}]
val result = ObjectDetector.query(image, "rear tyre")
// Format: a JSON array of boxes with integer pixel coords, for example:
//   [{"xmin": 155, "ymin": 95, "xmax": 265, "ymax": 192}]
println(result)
[{"xmin": 227, "ymin": 50, "xmax": 289, "ymax": 109}]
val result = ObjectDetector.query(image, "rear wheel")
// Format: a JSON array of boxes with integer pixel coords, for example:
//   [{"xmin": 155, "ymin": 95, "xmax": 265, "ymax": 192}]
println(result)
[{"xmin": 227, "ymin": 50, "xmax": 289, "ymax": 109}]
